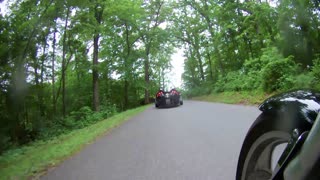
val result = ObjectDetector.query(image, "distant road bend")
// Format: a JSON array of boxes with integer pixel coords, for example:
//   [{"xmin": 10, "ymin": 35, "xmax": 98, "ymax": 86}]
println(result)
[{"xmin": 42, "ymin": 100, "xmax": 260, "ymax": 180}]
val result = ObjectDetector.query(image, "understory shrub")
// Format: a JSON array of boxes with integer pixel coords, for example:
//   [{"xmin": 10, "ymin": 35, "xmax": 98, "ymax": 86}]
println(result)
[
  {"xmin": 291, "ymin": 73, "xmax": 314, "ymax": 89},
  {"xmin": 213, "ymin": 70, "xmax": 262, "ymax": 92},
  {"xmin": 37, "ymin": 104, "xmax": 118, "ymax": 141},
  {"xmin": 261, "ymin": 55, "xmax": 297, "ymax": 92},
  {"xmin": 184, "ymin": 83, "xmax": 213, "ymax": 97},
  {"xmin": 311, "ymin": 56, "xmax": 320, "ymax": 90},
  {"xmin": 186, "ymin": 48, "xmax": 320, "ymax": 98},
  {"xmin": 213, "ymin": 47, "xmax": 300, "ymax": 93}
]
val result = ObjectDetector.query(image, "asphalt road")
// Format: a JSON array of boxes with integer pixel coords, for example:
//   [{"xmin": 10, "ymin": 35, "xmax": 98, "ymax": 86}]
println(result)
[{"xmin": 41, "ymin": 100, "xmax": 261, "ymax": 180}]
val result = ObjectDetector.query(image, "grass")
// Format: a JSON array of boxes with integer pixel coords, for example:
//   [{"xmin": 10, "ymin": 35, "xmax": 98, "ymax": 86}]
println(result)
[
  {"xmin": 191, "ymin": 91, "xmax": 274, "ymax": 106},
  {"xmin": 0, "ymin": 105, "xmax": 149, "ymax": 180}
]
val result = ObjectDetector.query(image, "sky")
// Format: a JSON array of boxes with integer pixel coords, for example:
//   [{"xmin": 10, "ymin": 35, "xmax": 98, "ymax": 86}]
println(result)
[
  {"xmin": 170, "ymin": 48, "xmax": 185, "ymax": 88},
  {"xmin": 0, "ymin": 0, "xmax": 8, "ymax": 15}
]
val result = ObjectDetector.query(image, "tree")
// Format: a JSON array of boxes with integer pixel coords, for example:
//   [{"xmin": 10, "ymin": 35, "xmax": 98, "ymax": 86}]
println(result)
[
  {"xmin": 278, "ymin": 0, "xmax": 320, "ymax": 68},
  {"xmin": 139, "ymin": 0, "xmax": 169, "ymax": 104}
]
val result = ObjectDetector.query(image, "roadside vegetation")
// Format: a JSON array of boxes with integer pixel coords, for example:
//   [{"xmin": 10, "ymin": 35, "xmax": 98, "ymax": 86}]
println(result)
[
  {"xmin": 180, "ymin": 1, "xmax": 320, "ymax": 104},
  {"xmin": 191, "ymin": 91, "xmax": 273, "ymax": 106},
  {"xmin": 0, "ymin": 0, "xmax": 173, "ymax": 154},
  {"xmin": 0, "ymin": 105, "xmax": 148, "ymax": 179}
]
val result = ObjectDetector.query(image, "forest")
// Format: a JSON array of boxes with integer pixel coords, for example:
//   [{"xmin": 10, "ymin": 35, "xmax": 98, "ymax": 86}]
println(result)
[
  {"xmin": 179, "ymin": 0, "xmax": 320, "ymax": 96},
  {"xmin": 0, "ymin": 0, "xmax": 319, "ymax": 153}
]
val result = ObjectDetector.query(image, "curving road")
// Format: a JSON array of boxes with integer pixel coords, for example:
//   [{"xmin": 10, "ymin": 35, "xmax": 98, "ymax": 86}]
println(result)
[{"xmin": 42, "ymin": 100, "xmax": 261, "ymax": 180}]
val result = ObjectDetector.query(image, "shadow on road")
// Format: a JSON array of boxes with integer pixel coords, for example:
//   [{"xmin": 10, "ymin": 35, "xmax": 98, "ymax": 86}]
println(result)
[{"xmin": 155, "ymin": 105, "xmax": 181, "ymax": 109}]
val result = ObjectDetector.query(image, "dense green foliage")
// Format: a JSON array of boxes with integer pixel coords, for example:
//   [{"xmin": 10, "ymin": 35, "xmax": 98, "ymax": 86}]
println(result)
[
  {"xmin": 0, "ymin": 0, "xmax": 173, "ymax": 153},
  {"xmin": 176, "ymin": 0, "xmax": 320, "ymax": 97}
]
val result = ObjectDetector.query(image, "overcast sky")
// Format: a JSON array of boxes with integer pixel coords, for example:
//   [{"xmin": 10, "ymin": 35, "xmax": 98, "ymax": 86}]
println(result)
[
  {"xmin": 170, "ymin": 48, "xmax": 184, "ymax": 88},
  {"xmin": 0, "ymin": 0, "xmax": 8, "ymax": 15}
]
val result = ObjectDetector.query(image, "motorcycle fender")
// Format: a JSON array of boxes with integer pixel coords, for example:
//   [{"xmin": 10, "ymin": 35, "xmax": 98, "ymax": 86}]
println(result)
[{"xmin": 259, "ymin": 90, "xmax": 320, "ymax": 125}]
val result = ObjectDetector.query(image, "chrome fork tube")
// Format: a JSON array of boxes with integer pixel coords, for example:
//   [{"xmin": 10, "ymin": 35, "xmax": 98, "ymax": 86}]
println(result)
[{"xmin": 284, "ymin": 113, "xmax": 320, "ymax": 180}]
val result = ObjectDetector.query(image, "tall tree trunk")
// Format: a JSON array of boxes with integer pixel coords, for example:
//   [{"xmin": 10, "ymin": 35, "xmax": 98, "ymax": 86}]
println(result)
[
  {"xmin": 52, "ymin": 22, "xmax": 57, "ymax": 116},
  {"xmin": 33, "ymin": 48, "xmax": 42, "ymax": 116},
  {"xmin": 207, "ymin": 51, "xmax": 213, "ymax": 81},
  {"xmin": 93, "ymin": 34, "xmax": 100, "ymax": 112},
  {"xmin": 124, "ymin": 80, "xmax": 129, "ymax": 109},
  {"xmin": 144, "ymin": 45, "xmax": 150, "ymax": 104},
  {"xmin": 195, "ymin": 48, "xmax": 205, "ymax": 81},
  {"xmin": 188, "ymin": 48, "xmax": 198, "ymax": 87},
  {"xmin": 161, "ymin": 68, "xmax": 165, "ymax": 88},
  {"xmin": 214, "ymin": 44, "xmax": 225, "ymax": 75},
  {"xmin": 199, "ymin": 0, "xmax": 225, "ymax": 77},
  {"xmin": 142, "ymin": 1, "xmax": 163, "ymax": 104},
  {"xmin": 92, "ymin": 5, "xmax": 103, "ymax": 112},
  {"xmin": 246, "ymin": 37, "xmax": 254, "ymax": 59},
  {"xmin": 124, "ymin": 22, "xmax": 131, "ymax": 109},
  {"xmin": 62, "ymin": 7, "xmax": 70, "ymax": 117},
  {"xmin": 39, "ymin": 38, "xmax": 46, "ymax": 117}
]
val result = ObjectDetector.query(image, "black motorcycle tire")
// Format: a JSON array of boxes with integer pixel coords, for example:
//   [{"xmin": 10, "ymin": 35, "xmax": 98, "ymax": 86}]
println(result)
[{"xmin": 236, "ymin": 111, "xmax": 307, "ymax": 180}]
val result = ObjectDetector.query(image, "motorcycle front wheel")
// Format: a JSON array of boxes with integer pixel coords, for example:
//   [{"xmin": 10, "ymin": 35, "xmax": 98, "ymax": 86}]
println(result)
[{"xmin": 236, "ymin": 112, "xmax": 296, "ymax": 180}]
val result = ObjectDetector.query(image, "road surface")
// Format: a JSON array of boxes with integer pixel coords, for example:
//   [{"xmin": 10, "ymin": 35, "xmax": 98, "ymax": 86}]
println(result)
[{"xmin": 42, "ymin": 100, "xmax": 261, "ymax": 180}]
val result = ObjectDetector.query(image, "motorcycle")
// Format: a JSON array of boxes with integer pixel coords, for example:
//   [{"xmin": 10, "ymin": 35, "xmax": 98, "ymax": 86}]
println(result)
[{"xmin": 236, "ymin": 89, "xmax": 320, "ymax": 180}]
